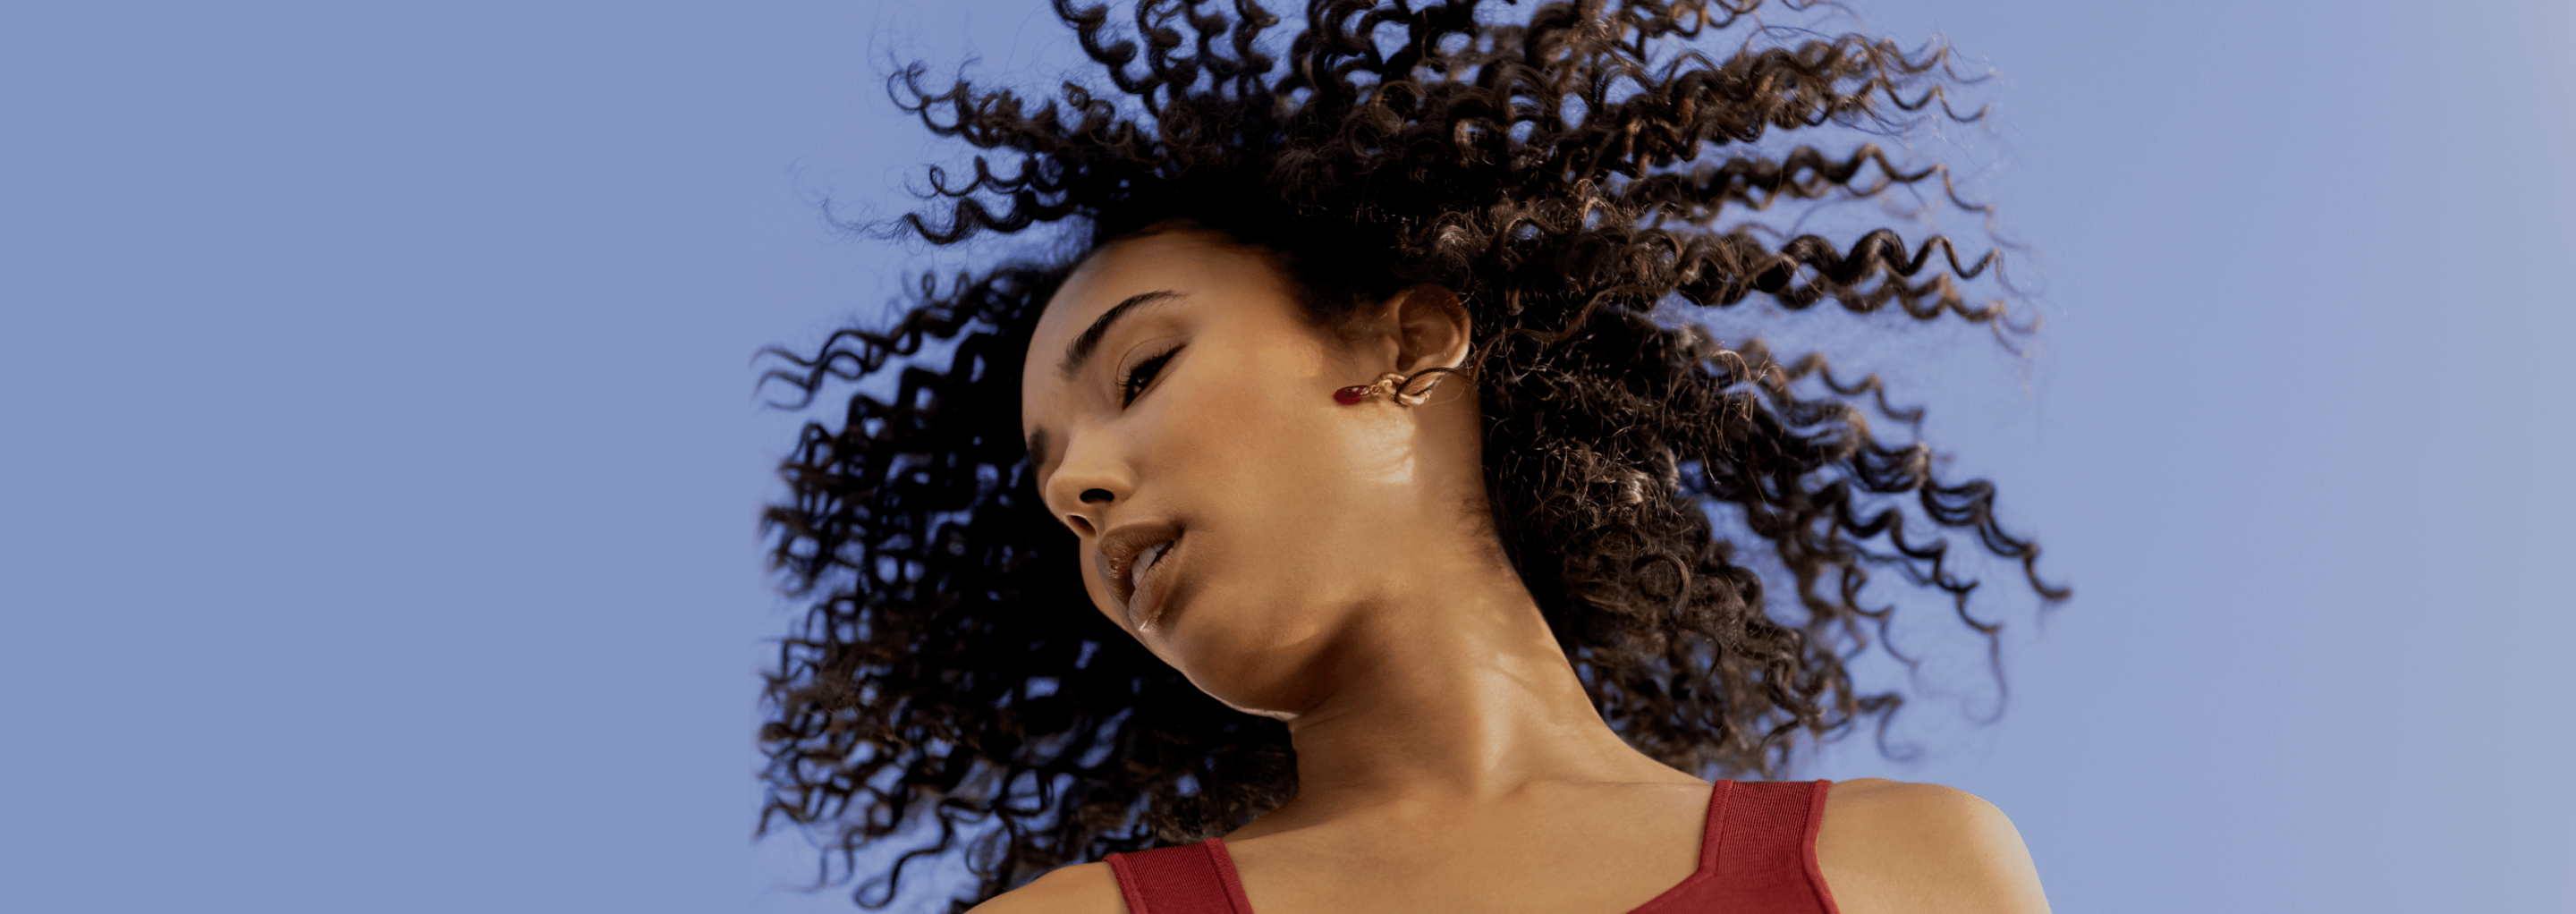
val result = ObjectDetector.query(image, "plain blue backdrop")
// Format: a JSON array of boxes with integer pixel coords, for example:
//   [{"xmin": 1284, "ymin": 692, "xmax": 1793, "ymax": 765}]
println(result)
[{"xmin": 2, "ymin": 1, "xmax": 2569, "ymax": 912}]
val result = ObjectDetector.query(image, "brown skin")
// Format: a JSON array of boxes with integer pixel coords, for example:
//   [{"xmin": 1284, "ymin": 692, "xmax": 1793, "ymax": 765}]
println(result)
[{"xmin": 996, "ymin": 227, "xmax": 2050, "ymax": 914}]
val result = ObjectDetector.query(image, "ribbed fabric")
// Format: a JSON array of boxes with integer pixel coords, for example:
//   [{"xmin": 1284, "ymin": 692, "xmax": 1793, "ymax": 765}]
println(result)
[
  {"xmin": 1102, "ymin": 780, "xmax": 1839, "ymax": 914},
  {"xmin": 1105, "ymin": 838, "xmax": 1257, "ymax": 914},
  {"xmin": 1629, "ymin": 780, "xmax": 1842, "ymax": 913}
]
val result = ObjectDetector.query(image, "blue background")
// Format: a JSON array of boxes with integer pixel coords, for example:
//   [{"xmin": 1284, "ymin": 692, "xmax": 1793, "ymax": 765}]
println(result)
[{"xmin": 3, "ymin": 1, "xmax": 2569, "ymax": 911}]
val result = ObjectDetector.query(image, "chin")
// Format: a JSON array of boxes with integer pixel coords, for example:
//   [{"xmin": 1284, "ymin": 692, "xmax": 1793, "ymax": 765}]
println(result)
[
  {"xmin": 1155, "ymin": 619, "xmax": 1333, "ymax": 721},
  {"xmin": 1183, "ymin": 673, "xmax": 1306, "ymax": 722},
  {"xmin": 1216, "ymin": 699, "xmax": 1300, "ymax": 722}
]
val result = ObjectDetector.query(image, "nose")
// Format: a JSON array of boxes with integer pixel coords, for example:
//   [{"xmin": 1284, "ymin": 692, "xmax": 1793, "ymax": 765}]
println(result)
[
  {"xmin": 1046, "ymin": 430, "xmax": 1129, "ymax": 537},
  {"xmin": 1066, "ymin": 488, "xmax": 1113, "ymax": 535}
]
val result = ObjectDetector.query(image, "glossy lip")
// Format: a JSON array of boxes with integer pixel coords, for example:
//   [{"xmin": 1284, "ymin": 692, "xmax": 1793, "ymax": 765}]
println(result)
[
  {"xmin": 1125, "ymin": 533, "xmax": 1187, "ymax": 632},
  {"xmin": 1096, "ymin": 520, "xmax": 1185, "ymax": 630}
]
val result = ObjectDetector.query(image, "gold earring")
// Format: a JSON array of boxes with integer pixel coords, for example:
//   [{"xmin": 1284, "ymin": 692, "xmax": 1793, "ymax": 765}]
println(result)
[{"xmin": 1332, "ymin": 366, "xmax": 1460, "ymax": 407}]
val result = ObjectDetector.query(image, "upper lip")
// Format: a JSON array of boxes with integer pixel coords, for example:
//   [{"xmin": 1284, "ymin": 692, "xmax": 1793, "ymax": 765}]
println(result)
[{"xmin": 1097, "ymin": 520, "xmax": 1184, "ymax": 610}]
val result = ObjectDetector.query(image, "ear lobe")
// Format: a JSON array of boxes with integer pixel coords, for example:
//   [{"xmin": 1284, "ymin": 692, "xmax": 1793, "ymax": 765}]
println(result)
[{"xmin": 1386, "ymin": 285, "xmax": 1471, "ymax": 375}]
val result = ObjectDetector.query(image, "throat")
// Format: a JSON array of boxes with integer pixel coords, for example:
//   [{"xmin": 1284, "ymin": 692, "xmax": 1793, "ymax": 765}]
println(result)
[{"xmin": 1267, "ymin": 591, "xmax": 1687, "ymax": 810}]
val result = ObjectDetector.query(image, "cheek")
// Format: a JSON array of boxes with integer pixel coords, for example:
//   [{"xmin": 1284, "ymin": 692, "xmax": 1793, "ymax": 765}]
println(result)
[
  {"xmin": 1178, "ymin": 351, "xmax": 1424, "ymax": 532},
  {"xmin": 1167, "ymin": 343, "xmax": 1381, "ymax": 513},
  {"xmin": 1141, "ymin": 343, "xmax": 1424, "ymax": 653}
]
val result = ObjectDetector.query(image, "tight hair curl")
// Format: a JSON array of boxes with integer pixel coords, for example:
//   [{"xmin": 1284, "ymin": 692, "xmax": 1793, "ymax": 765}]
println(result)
[{"xmin": 756, "ymin": 0, "xmax": 2066, "ymax": 909}]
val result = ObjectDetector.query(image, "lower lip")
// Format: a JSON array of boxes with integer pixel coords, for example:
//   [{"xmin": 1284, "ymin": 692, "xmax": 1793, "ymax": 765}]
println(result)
[{"xmin": 1127, "ymin": 536, "xmax": 1186, "ymax": 632}]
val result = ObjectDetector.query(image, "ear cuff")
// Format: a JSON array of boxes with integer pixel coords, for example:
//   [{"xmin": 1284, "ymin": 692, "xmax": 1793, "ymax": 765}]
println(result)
[{"xmin": 1333, "ymin": 366, "xmax": 1462, "ymax": 407}]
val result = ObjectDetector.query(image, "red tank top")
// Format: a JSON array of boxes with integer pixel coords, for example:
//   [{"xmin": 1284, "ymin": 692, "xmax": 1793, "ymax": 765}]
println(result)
[{"xmin": 1104, "ymin": 779, "xmax": 1839, "ymax": 914}]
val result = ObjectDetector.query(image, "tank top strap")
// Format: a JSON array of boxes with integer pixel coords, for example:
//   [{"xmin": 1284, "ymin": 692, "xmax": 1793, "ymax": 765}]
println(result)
[
  {"xmin": 1631, "ymin": 779, "xmax": 1840, "ymax": 914},
  {"xmin": 1704, "ymin": 779, "xmax": 1841, "ymax": 913},
  {"xmin": 1104, "ymin": 838, "xmax": 1257, "ymax": 914}
]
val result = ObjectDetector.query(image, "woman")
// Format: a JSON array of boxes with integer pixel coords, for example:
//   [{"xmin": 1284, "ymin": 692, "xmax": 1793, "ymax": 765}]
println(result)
[{"xmin": 759, "ymin": 0, "xmax": 2064, "ymax": 911}]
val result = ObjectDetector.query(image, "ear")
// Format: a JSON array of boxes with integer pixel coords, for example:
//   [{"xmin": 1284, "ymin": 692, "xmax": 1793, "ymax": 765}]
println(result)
[{"xmin": 1375, "ymin": 285, "xmax": 1471, "ymax": 376}]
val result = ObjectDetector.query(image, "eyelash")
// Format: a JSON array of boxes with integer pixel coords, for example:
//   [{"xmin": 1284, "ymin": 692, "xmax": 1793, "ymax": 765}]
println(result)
[{"xmin": 1118, "ymin": 346, "xmax": 1181, "ymax": 406}]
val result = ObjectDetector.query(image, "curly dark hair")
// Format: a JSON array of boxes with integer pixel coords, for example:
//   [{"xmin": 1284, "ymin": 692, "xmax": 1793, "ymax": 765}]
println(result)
[{"xmin": 753, "ymin": 0, "xmax": 2066, "ymax": 909}]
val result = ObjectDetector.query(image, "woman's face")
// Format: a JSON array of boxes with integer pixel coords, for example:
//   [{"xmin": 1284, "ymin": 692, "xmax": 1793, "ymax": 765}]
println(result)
[{"xmin": 1019, "ymin": 228, "xmax": 1484, "ymax": 718}]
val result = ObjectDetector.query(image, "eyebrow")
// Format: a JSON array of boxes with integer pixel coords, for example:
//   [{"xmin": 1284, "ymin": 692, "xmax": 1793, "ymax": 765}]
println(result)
[
  {"xmin": 1058, "ymin": 290, "xmax": 1182, "ymax": 380},
  {"xmin": 1029, "ymin": 290, "xmax": 1184, "ymax": 472}
]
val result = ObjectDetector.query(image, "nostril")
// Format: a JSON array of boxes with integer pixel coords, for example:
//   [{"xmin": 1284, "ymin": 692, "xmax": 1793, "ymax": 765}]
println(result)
[
  {"xmin": 1068, "ymin": 514, "xmax": 1096, "ymax": 537},
  {"xmin": 1080, "ymin": 488, "xmax": 1114, "ymax": 504}
]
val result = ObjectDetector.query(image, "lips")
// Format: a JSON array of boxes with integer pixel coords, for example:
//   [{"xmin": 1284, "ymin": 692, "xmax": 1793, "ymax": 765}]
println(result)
[
  {"xmin": 1129, "ymin": 539, "xmax": 1174, "ymax": 598},
  {"xmin": 1125, "ymin": 535, "xmax": 1184, "ymax": 630},
  {"xmin": 1097, "ymin": 520, "xmax": 1186, "ymax": 630}
]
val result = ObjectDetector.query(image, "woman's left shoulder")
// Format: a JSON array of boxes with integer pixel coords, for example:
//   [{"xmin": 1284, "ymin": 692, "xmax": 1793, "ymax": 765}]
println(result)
[{"xmin": 1814, "ymin": 778, "xmax": 2052, "ymax": 914}]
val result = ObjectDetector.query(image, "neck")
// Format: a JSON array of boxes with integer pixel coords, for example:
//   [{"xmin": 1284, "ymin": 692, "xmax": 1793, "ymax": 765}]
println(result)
[{"xmin": 1264, "ymin": 547, "xmax": 1691, "ymax": 823}]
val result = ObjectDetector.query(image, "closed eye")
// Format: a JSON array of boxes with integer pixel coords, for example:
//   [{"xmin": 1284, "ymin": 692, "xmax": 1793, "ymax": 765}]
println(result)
[{"xmin": 1119, "ymin": 346, "xmax": 1180, "ymax": 407}]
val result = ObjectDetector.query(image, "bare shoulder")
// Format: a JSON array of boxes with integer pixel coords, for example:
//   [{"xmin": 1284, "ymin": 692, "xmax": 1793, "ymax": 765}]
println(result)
[
  {"xmin": 1815, "ymin": 779, "xmax": 2051, "ymax": 914},
  {"xmin": 965, "ymin": 861, "xmax": 1128, "ymax": 914}
]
